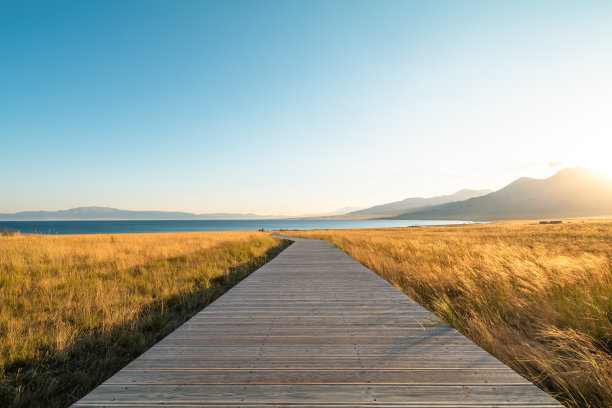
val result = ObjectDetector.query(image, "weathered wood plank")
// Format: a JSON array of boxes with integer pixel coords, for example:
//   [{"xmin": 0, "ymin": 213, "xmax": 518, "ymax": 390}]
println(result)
[
  {"xmin": 73, "ymin": 235, "xmax": 560, "ymax": 407},
  {"xmin": 75, "ymin": 384, "xmax": 560, "ymax": 406},
  {"xmin": 106, "ymin": 369, "xmax": 533, "ymax": 385},
  {"xmin": 123, "ymin": 358, "xmax": 508, "ymax": 371}
]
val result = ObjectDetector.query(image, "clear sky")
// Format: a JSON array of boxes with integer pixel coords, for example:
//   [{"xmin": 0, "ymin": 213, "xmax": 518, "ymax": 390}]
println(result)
[{"xmin": 2, "ymin": 1, "xmax": 611, "ymax": 215}]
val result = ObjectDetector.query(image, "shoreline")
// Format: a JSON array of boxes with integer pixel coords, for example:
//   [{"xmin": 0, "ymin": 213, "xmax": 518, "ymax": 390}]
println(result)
[{"xmin": 0, "ymin": 219, "xmax": 475, "ymax": 236}]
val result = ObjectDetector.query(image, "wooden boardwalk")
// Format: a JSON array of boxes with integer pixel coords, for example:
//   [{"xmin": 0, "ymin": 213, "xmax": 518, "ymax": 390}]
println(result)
[{"xmin": 74, "ymin": 236, "xmax": 560, "ymax": 407}]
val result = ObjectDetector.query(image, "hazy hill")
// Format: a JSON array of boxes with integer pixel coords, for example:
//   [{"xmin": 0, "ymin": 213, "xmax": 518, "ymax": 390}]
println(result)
[
  {"xmin": 299, "ymin": 206, "xmax": 368, "ymax": 218},
  {"xmin": 0, "ymin": 207, "xmax": 282, "ymax": 221},
  {"xmin": 349, "ymin": 189, "xmax": 492, "ymax": 216},
  {"xmin": 395, "ymin": 167, "xmax": 612, "ymax": 220}
]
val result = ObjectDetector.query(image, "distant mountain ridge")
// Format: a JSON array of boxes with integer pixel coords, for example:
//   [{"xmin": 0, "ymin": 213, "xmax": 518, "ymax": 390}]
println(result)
[
  {"xmin": 349, "ymin": 189, "xmax": 492, "ymax": 216},
  {"xmin": 0, "ymin": 207, "xmax": 285, "ymax": 221},
  {"xmin": 393, "ymin": 167, "xmax": 612, "ymax": 220},
  {"xmin": 5, "ymin": 168, "xmax": 610, "ymax": 222}
]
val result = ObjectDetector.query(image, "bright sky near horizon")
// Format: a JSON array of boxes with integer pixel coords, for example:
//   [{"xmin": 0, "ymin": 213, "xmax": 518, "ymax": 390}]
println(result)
[{"xmin": 1, "ymin": 1, "xmax": 611, "ymax": 215}]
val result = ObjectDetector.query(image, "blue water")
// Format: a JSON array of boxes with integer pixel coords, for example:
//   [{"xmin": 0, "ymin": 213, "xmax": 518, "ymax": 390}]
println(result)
[{"xmin": 0, "ymin": 219, "xmax": 473, "ymax": 235}]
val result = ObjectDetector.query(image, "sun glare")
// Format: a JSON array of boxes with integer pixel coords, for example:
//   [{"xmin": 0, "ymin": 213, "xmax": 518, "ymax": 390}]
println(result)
[
  {"xmin": 576, "ymin": 155, "xmax": 612, "ymax": 180},
  {"xmin": 592, "ymin": 163, "xmax": 612, "ymax": 180}
]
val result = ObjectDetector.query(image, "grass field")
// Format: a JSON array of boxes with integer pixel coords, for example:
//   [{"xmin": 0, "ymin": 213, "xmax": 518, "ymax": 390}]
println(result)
[
  {"xmin": 0, "ymin": 231, "xmax": 290, "ymax": 407},
  {"xmin": 283, "ymin": 222, "xmax": 612, "ymax": 408}
]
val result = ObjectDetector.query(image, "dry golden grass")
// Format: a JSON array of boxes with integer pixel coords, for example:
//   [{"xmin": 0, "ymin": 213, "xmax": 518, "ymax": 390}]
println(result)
[
  {"xmin": 0, "ymin": 231, "xmax": 290, "ymax": 407},
  {"xmin": 283, "ymin": 222, "xmax": 612, "ymax": 408}
]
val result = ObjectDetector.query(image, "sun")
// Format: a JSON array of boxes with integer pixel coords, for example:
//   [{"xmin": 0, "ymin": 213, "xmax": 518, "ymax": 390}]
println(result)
[
  {"xmin": 592, "ymin": 163, "xmax": 612, "ymax": 180},
  {"xmin": 569, "ymin": 157, "xmax": 612, "ymax": 180},
  {"xmin": 560, "ymin": 140, "xmax": 612, "ymax": 180}
]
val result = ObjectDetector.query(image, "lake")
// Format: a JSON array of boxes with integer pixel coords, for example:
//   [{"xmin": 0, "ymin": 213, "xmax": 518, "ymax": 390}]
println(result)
[{"xmin": 0, "ymin": 219, "xmax": 474, "ymax": 235}]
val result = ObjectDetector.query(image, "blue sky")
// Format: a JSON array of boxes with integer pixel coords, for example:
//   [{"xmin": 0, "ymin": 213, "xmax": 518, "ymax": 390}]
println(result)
[{"xmin": 2, "ymin": 1, "xmax": 611, "ymax": 215}]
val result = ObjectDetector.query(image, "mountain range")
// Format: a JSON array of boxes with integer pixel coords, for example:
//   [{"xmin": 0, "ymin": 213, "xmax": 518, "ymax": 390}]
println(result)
[
  {"xmin": 0, "ymin": 206, "xmax": 366, "ymax": 221},
  {"xmin": 2, "ymin": 168, "xmax": 610, "ymax": 222},
  {"xmin": 390, "ymin": 167, "xmax": 612, "ymax": 220},
  {"xmin": 348, "ymin": 189, "xmax": 492, "ymax": 217},
  {"xmin": 0, "ymin": 207, "xmax": 285, "ymax": 221}
]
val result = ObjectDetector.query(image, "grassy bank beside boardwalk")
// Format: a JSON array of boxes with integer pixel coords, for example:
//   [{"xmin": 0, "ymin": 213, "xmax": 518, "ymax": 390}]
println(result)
[
  {"xmin": 0, "ymin": 231, "xmax": 290, "ymax": 407},
  {"xmin": 283, "ymin": 222, "xmax": 612, "ymax": 408}
]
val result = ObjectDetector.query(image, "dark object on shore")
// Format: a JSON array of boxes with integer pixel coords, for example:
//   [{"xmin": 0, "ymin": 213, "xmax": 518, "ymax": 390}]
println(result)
[
  {"xmin": 258, "ymin": 228, "xmax": 265, "ymax": 232},
  {"xmin": 1, "ymin": 227, "xmax": 16, "ymax": 236},
  {"xmin": 539, "ymin": 220, "xmax": 562, "ymax": 224}
]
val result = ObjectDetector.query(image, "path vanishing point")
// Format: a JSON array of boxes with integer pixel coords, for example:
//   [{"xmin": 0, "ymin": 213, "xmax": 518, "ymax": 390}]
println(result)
[{"xmin": 74, "ymin": 235, "xmax": 560, "ymax": 407}]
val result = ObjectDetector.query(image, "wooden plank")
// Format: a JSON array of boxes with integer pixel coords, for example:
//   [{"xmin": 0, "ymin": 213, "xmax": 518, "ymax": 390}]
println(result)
[
  {"xmin": 73, "ymin": 235, "xmax": 560, "ymax": 407},
  {"xmin": 141, "ymin": 346, "xmax": 488, "ymax": 355},
  {"xmin": 74, "ymin": 385, "xmax": 560, "ymax": 406},
  {"xmin": 157, "ymin": 337, "xmax": 477, "ymax": 347},
  {"xmin": 123, "ymin": 358, "xmax": 508, "ymax": 371},
  {"xmin": 106, "ymin": 369, "xmax": 533, "ymax": 385}
]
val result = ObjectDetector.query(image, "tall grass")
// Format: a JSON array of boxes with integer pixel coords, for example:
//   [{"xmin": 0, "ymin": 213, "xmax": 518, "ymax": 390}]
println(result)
[
  {"xmin": 0, "ymin": 231, "xmax": 290, "ymax": 407},
  {"xmin": 284, "ymin": 222, "xmax": 612, "ymax": 408}
]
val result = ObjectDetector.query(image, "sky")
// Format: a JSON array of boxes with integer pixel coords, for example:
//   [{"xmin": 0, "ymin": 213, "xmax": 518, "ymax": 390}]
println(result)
[{"xmin": 1, "ymin": 0, "xmax": 611, "ymax": 215}]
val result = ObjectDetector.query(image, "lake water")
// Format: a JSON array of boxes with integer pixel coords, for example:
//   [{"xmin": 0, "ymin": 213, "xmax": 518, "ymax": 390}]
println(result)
[{"xmin": 0, "ymin": 219, "xmax": 473, "ymax": 235}]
